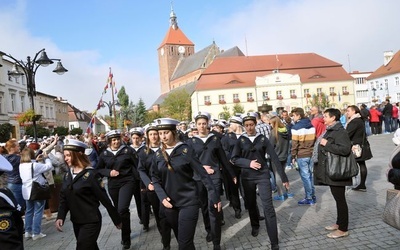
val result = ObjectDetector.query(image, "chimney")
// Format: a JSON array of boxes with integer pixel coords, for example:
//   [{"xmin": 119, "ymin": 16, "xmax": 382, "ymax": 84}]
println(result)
[{"xmin": 384, "ymin": 51, "xmax": 394, "ymax": 66}]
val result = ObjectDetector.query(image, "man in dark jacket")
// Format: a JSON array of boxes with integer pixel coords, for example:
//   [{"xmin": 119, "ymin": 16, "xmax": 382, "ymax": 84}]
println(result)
[{"xmin": 382, "ymin": 99, "xmax": 393, "ymax": 133}]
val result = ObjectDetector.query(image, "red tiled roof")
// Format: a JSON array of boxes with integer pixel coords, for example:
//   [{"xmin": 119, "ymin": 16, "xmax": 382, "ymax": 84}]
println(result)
[
  {"xmin": 366, "ymin": 50, "xmax": 400, "ymax": 80},
  {"xmin": 196, "ymin": 53, "xmax": 352, "ymax": 91},
  {"xmin": 159, "ymin": 26, "xmax": 194, "ymax": 48}
]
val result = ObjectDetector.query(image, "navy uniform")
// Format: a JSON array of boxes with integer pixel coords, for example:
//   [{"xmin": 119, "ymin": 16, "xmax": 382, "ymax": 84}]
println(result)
[
  {"xmin": 152, "ymin": 118, "xmax": 220, "ymax": 250},
  {"xmin": 57, "ymin": 140, "xmax": 121, "ymax": 250},
  {"xmin": 221, "ymin": 117, "xmax": 244, "ymax": 218},
  {"xmin": 186, "ymin": 112, "xmax": 235, "ymax": 249},
  {"xmin": 0, "ymin": 156, "xmax": 24, "ymax": 250},
  {"xmin": 231, "ymin": 113, "xmax": 288, "ymax": 250},
  {"xmin": 96, "ymin": 130, "xmax": 137, "ymax": 249}
]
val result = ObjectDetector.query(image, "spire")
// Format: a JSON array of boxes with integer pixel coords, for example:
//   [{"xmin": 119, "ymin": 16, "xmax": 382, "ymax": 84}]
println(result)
[{"xmin": 170, "ymin": 2, "xmax": 178, "ymax": 30}]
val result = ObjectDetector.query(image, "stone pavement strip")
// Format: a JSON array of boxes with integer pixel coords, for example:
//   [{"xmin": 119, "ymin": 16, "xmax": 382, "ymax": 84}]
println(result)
[{"xmin": 24, "ymin": 133, "xmax": 400, "ymax": 249}]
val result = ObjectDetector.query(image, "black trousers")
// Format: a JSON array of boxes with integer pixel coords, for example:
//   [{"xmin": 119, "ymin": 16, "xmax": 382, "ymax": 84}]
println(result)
[
  {"xmin": 371, "ymin": 122, "xmax": 380, "ymax": 135},
  {"xmin": 141, "ymin": 189, "xmax": 161, "ymax": 232},
  {"xmin": 196, "ymin": 180, "xmax": 222, "ymax": 246},
  {"xmin": 73, "ymin": 221, "xmax": 101, "ymax": 250},
  {"xmin": 357, "ymin": 161, "xmax": 367, "ymax": 188},
  {"xmin": 159, "ymin": 206, "xmax": 172, "ymax": 248},
  {"xmin": 329, "ymin": 185, "xmax": 348, "ymax": 231},
  {"xmin": 241, "ymin": 177, "xmax": 279, "ymax": 246},
  {"xmin": 164, "ymin": 205, "xmax": 199, "ymax": 250},
  {"xmin": 132, "ymin": 180, "xmax": 142, "ymax": 221},
  {"xmin": 108, "ymin": 181, "xmax": 134, "ymax": 243}
]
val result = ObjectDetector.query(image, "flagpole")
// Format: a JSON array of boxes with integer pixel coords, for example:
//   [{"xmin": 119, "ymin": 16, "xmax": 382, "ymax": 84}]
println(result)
[{"xmin": 109, "ymin": 67, "xmax": 117, "ymax": 129}]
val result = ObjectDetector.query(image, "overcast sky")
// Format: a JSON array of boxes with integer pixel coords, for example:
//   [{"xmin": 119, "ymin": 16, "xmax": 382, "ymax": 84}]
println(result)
[{"xmin": 1, "ymin": 0, "xmax": 399, "ymax": 115}]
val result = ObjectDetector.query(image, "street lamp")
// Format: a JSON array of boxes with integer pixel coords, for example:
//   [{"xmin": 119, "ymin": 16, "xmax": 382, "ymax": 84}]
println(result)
[
  {"xmin": 101, "ymin": 100, "xmax": 120, "ymax": 128},
  {"xmin": 1, "ymin": 49, "xmax": 68, "ymax": 142}
]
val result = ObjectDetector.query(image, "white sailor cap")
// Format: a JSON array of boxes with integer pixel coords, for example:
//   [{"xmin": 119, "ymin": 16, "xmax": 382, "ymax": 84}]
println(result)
[
  {"xmin": 241, "ymin": 112, "xmax": 258, "ymax": 123},
  {"xmin": 178, "ymin": 121, "xmax": 187, "ymax": 125},
  {"xmin": 194, "ymin": 111, "xmax": 211, "ymax": 121},
  {"xmin": 155, "ymin": 118, "xmax": 180, "ymax": 130},
  {"xmin": 0, "ymin": 154, "xmax": 13, "ymax": 172},
  {"xmin": 129, "ymin": 127, "xmax": 144, "ymax": 136},
  {"xmin": 216, "ymin": 119, "xmax": 228, "ymax": 128},
  {"xmin": 63, "ymin": 139, "xmax": 88, "ymax": 153},
  {"xmin": 229, "ymin": 116, "xmax": 243, "ymax": 125},
  {"xmin": 105, "ymin": 130, "xmax": 122, "ymax": 139},
  {"xmin": 143, "ymin": 123, "xmax": 158, "ymax": 133}
]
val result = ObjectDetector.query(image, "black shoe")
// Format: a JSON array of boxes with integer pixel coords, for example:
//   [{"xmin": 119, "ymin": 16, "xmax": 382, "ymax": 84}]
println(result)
[
  {"xmin": 121, "ymin": 240, "xmax": 131, "ymax": 249},
  {"xmin": 235, "ymin": 209, "xmax": 242, "ymax": 219},
  {"xmin": 251, "ymin": 227, "xmax": 259, "ymax": 237},
  {"xmin": 163, "ymin": 246, "xmax": 171, "ymax": 250},
  {"xmin": 143, "ymin": 225, "xmax": 149, "ymax": 232},
  {"xmin": 271, "ymin": 244, "xmax": 279, "ymax": 250},
  {"xmin": 213, "ymin": 244, "xmax": 221, "ymax": 250},
  {"xmin": 206, "ymin": 232, "xmax": 213, "ymax": 242},
  {"xmin": 139, "ymin": 219, "xmax": 143, "ymax": 224},
  {"xmin": 352, "ymin": 186, "xmax": 366, "ymax": 192},
  {"xmin": 259, "ymin": 215, "xmax": 265, "ymax": 221},
  {"xmin": 221, "ymin": 220, "xmax": 225, "ymax": 226}
]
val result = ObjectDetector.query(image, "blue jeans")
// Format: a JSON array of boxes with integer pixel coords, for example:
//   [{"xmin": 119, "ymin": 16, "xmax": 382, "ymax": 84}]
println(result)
[
  {"xmin": 296, "ymin": 157, "xmax": 315, "ymax": 199},
  {"xmin": 25, "ymin": 199, "xmax": 46, "ymax": 235},
  {"xmin": 7, "ymin": 183, "xmax": 25, "ymax": 211},
  {"xmin": 364, "ymin": 121, "xmax": 372, "ymax": 136},
  {"xmin": 384, "ymin": 116, "xmax": 392, "ymax": 133}
]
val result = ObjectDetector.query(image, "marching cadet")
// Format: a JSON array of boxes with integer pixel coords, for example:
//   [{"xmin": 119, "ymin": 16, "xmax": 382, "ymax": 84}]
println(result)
[
  {"xmin": 55, "ymin": 139, "xmax": 121, "ymax": 250},
  {"xmin": 231, "ymin": 112, "xmax": 289, "ymax": 250},
  {"xmin": 128, "ymin": 127, "xmax": 144, "ymax": 227},
  {"xmin": 96, "ymin": 130, "xmax": 137, "ymax": 249},
  {"xmin": 186, "ymin": 112, "xmax": 236, "ymax": 250},
  {"xmin": 137, "ymin": 123, "xmax": 171, "ymax": 249},
  {"xmin": 0, "ymin": 155, "xmax": 24, "ymax": 250},
  {"xmin": 151, "ymin": 118, "xmax": 221, "ymax": 250}
]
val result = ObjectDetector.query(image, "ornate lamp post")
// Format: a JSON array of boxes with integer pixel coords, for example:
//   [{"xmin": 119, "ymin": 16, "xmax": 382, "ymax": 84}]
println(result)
[{"xmin": 1, "ymin": 49, "xmax": 68, "ymax": 142}]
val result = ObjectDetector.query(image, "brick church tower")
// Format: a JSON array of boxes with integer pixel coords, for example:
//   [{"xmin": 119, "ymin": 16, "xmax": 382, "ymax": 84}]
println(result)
[{"xmin": 157, "ymin": 7, "xmax": 194, "ymax": 94}]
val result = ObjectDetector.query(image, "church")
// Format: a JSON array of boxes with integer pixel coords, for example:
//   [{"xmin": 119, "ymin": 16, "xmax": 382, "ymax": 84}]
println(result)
[{"xmin": 152, "ymin": 8, "xmax": 355, "ymax": 120}]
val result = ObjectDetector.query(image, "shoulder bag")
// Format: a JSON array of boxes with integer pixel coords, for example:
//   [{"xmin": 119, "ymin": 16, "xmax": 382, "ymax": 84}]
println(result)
[
  {"xmin": 382, "ymin": 189, "xmax": 400, "ymax": 230},
  {"xmin": 327, "ymin": 152, "xmax": 359, "ymax": 181},
  {"xmin": 29, "ymin": 163, "xmax": 51, "ymax": 201}
]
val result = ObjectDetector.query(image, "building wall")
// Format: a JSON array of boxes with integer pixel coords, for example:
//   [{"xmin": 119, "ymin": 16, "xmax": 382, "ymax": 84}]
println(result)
[
  {"xmin": 367, "ymin": 73, "xmax": 400, "ymax": 105},
  {"xmin": 54, "ymin": 98, "xmax": 69, "ymax": 128}
]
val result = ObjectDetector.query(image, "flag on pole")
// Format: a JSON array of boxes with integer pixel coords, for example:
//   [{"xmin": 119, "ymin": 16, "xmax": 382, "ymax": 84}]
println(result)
[
  {"xmin": 338, "ymin": 91, "xmax": 341, "ymax": 102},
  {"xmin": 108, "ymin": 68, "xmax": 113, "ymax": 87},
  {"xmin": 103, "ymin": 83, "xmax": 108, "ymax": 94},
  {"xmin": 86, "ymin": 116, "xmax": 95, "ymax": 134},
  {"xmin": 115, "ymin": 87, "xmax": 118, "ymax": 94}
]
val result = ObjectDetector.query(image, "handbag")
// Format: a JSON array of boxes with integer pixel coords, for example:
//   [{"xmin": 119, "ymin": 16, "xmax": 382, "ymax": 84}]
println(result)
[
  {"xmin": 326, "ymin": 152, "xmax": 359, "ymax": 181},
  {"xmin": 29, "ymin": 163, "xmax": 51, "ymax": 201},
  {"xmin": 382, "ymin": 189, "xmax": 400, "ymax": 229},
  {"xmin": 352, "ymin": 144, "xmax": 362, "ymax": 158}
]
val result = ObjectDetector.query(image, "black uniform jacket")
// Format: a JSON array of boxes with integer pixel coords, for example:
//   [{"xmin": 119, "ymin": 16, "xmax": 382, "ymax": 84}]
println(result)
[
  {"xmin": 57, "ymin": 168, "xmax": 121, "ymax": 225},
  {"xmin": 231, "ymin": 133, "xmax": 288, "ymax": 182},
  {"xmin": 0, "ymin": 188, "xmax": 24, "ymax": 250},
  {"xmin": 151, "ymin": 142, "xmax": 220, "ymax": 208},
  {"xmin": 186, "ymin": 134, "xmax": 235, "ymax": 181},
  {"xmin": 96, "ymin": 145, "xmax": 138, "ymax": 186},
  {"xmin": 138, "ymin": 147, "xmax": 158, "ymax": 189},
  {"xmin": 315, "ymin": 122, "xmax": 353, "ymax": 186}
]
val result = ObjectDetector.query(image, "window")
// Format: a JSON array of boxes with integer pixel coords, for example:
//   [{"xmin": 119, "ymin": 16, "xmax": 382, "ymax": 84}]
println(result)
[
  {"xmin": 290, "ymin": 90, "xmax": 296, "ymax": 95},
  {"xmin": 356, "ymin": 90, "xmax": 368, "ymax": 98},
  {"xmin": 233, "ymin": 93, "xmax": 239, "ymax": 100},
  {"xmin": 356, "ymin": 78, "xmax": 365, "ymax": 84},
  {"xmin": 304, "ymin": 89, "xmax": 310, "ymax": 97},
  {"xmin": 385, "ymin": 79, "xmax": 388, "ymax": 89},
  {"xmin": 342, "ymin": 86, "xmax": 348, "ymax": 92},
  {"xmin": 262, "ymin": 91, "xmax": 269, "ymax": 100},
  {"xmin": 20, "ymin": 95, "xmax": 25, "ymax": 111},
  {"xmin": 276, "ymin": 90, "xmax": 282, "ymax": 98},
  {"xmin": 46, "ymin": 107, "xmax": 49, "ymax": 118},
  {"xmin": 10, "ymin": 93, "xmax": 16, "ymax": 112},
  {"xmin": 50, "ymin": 107, "xmax": 54, "ymax": 118},
  {"xmin": 329, "ymin": 87, "xmax": 335, "ymax": 93},
  {"xmin": 0, "ymin": 95, "xmax": 3, "ymax": 113},
  {"xmin": 204, "ymin": 96, "xmax": 210, "ymax": 102},
  {"xmin": 397, "ymin": 92, "xmax": 400, "ymax": 100},
  {"xmin": 218, "ymin": 95, "xmax": 225, "ymax": 101},
  {"xmin": 40, "ymin": 105, "xmax": 44, "ymax": 115},
  {"xmin": 396, "ymin": 77, "xmax": 399, "ymax": 86},
  {"xmin": 247, "ymin": 93, "xmax": 253, "ymax": 99},
  {"xmin": 317, "ymin": 88, "xmax": 322, "ymax": 95}
]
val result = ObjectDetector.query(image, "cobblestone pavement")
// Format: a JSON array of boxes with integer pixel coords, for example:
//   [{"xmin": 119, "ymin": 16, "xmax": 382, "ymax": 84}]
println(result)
[{"xmin": 23, "ymin": 133, "xmax": 400, "ymax": 249}]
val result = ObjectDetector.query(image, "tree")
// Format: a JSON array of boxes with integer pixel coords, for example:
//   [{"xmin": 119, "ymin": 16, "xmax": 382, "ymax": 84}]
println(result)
[
  {"xmin": 219, "ymin": 106, "xmax": 231, "ymax": 120},
  {"xmin": 144, "ymin": 111, "xmax": 162, "ymax": 124},
  {"xmin": 0, "ymin": 123, "xmax": 13, "ymax": 142},
  {"xmin": 70, "ymin": 128, "xmax": 83, "ymax": 135},
  {"xmin": 25, "ymin": 125, "xmax": 50, "ymax": 139},
  {"xmin": 53, "ymin": 126, "xmax": 69, "ymax": 136},
  {"xmin": 232, "ymin": 103, "xmax": 245, "ymax": 115},
  {"xmin": 161, "ymin": 89, "xmax": 191, "ymax": 121},
  {"xmin": 117, "ymin": 86, "xmax": 129, "ymax": 107},
  {"xmin": 309, "ymin": 93, "xmax": 330, "ymax": 109}
]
